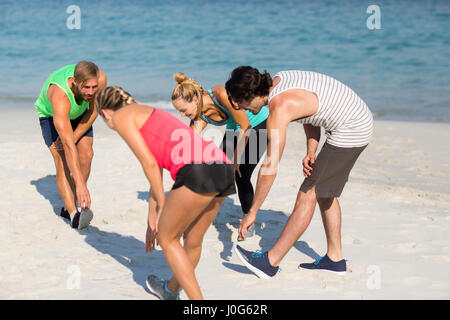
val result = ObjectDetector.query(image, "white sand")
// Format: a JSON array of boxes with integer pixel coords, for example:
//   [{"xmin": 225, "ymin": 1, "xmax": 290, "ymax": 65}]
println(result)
[{"xmin": 1, "ymin": 107, "xmax": 449, "ymax": 299}]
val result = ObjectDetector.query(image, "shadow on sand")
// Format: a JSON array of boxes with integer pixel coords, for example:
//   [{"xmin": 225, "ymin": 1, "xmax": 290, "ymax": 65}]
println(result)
[
  {"xmin": 82, "ymin": 225, "xmax": 168, "ymax": 293},
  {"xmin": 138, "ymin": 191, "xmax": 321, "ymax": 276},
  {"xmin": 212, "ymin": 198, "xmax": 321, "ymax": 275},
  {"xmin": 30, "ymin": 174, "xmax": 62, "ymax": 216},
  {"xmin": 30, "ymin": 176, "xmax": 321, "ymax": 285},
  {"xmin": 30, "ymin": 175, "xmax": 169, "ymax": 293}
]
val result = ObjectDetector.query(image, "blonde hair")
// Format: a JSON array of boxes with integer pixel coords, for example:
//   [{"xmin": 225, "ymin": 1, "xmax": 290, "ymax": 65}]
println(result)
[
  {"xmin": 95, "ymin": 86, "xmax": 138, "ymax": 115},
  {"xmin": 171, "ymin": 72, "xmax": 204, "ymax": 120},
  {"xmin": 74, "ymin": 61, "xmax": 99, "ymax": 85}
]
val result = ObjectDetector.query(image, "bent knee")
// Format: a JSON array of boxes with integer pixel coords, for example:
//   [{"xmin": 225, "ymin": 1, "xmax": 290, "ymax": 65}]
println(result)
[
  {"xmin": 293, "ymin": 187, "xmax": 317, "ymax": 211},
  {"xmin": 300, "ymin": 186, "xmax": 317, "ymax": 201},
  {"xmin": 157, "ymin": 232, "xmax": 180, "ymax": 250},
  {"xmin": 79, "ymin": 149, "xmax": 94, "ymax": 165},
  {"xmin": 182, "ymin": 233, "xmax": 203, "ymax": 251},
  {"xmin": 50, "ymin": 149, "xmax": 67, "ymax": 170}
]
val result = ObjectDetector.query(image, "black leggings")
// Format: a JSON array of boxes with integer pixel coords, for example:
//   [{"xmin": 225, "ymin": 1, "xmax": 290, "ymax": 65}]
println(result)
[{"xmin": 220, "ymin": 120, "xmax": 268, "ymax": 213}]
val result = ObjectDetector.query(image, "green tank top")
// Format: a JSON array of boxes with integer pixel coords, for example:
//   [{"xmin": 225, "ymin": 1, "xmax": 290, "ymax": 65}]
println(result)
[{"xmin": 34, "ymin": 64, "xmax": 89, "ymax": 120}]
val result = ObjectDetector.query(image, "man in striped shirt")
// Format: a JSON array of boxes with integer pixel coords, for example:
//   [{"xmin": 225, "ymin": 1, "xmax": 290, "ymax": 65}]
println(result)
[{"xmin": 226, "ymin": 66, "xmax": 373, "ymax": 279}]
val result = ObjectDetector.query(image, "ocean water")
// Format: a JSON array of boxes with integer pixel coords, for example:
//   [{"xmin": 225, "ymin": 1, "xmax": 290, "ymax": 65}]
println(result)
[{"xmin": 0, "ymin": 0, "xmax": 449, "ymax": 122}]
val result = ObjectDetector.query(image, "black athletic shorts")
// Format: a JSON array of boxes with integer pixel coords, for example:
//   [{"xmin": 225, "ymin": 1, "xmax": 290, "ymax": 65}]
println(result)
[{"xmin": 172, "ymin": 163, "xmax": 236, "ymax": 197}]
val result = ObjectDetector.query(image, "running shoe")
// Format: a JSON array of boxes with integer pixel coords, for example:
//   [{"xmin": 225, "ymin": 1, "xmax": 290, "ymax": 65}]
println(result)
[
  {"xmin": 146, "ymin": 275, "xmax": 180, "ymax": 300},
  {"xmin": 70, "ymin": 211, "xmax": 80, "ymax": 229},
  {"xmin": 298, "ymin": 255, "xmax": 347, "ymax": 275},
  {"xmin": 77, "ymin": 209, "xmax": 93, "ymax": 230},
  {"xmin": 60, "ymin": 207, "xmax": 70, "ymax": 220},
  {"xmin": 233, "ymin": 244, "xmax": 279, "ymax": 279}
]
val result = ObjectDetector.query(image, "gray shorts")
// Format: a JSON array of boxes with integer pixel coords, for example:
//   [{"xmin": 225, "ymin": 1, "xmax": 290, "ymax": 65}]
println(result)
[{"xmin": 300, "ymin": 142, "xmax": 367, "ymax": 198}]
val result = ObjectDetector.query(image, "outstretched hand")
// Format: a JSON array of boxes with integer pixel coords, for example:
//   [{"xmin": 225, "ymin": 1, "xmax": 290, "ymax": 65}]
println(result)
[
  {"xmin": 76, "ymin": 184, "xmax": 91, "ymax": 210},
  {"xmin": 145, "ymin": 225, "xmax": 158, "ymax": 253},
  {"xmin": 146, "ymin": 205, "xmax": 163, "ymax": 253},
  {"xmin": 238, "ymin": 212, "xmax": 256, "ymax": 241}
]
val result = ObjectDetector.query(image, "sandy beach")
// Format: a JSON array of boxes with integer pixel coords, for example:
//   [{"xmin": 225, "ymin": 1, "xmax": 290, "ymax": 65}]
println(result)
[{"xmin": 1, "ymin": 107, "xmax": 449, "ymax": 300}]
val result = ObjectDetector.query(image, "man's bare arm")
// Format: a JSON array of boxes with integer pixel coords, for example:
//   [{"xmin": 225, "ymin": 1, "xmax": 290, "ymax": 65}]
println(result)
[
  {"xmin": 238, "ymin": 108, "xmax": 289, "ymax": 239},
  {"xmin": 303, "ymin": 124, "xmax": 320, "ymax": 155},
  {"xmin": 50, "ymin": 86, "xmax": 91, "ymax": 209}
]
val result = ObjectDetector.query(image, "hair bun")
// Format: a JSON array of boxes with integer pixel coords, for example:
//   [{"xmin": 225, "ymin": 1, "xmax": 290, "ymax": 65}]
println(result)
[{"xmin": 174, "ymin": 72, "xmax": 189, "ymax": 84}]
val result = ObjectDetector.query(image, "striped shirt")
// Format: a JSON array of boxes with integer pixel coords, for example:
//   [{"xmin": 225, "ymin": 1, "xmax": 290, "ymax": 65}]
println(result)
[{"xmin": 268, "ymin": 70, "xmax": 373, "ymax": 148}]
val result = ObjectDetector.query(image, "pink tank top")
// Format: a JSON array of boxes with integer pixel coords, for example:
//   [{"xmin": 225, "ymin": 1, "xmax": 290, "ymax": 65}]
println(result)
[{"xmin": 139, "ymin": 108, "xmax": 231, "ymax": 180}]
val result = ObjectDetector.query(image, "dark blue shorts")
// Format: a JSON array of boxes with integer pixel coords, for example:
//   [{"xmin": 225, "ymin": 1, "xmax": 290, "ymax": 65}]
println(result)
[{"xmin": 39, "ymin": 110, "xmax": 94, "ymax": 147}]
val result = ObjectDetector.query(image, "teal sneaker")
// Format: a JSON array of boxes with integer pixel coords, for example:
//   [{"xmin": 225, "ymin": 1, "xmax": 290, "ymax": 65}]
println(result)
[{"xmin": 146, "ymin": 275, "xmax": 180, "ymax": 300}]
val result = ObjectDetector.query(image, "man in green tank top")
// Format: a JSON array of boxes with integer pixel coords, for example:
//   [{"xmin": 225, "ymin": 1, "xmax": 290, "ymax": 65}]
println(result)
[{"xmin": 34, "ymin": 61, "xmax": 107, "ymax": 229}]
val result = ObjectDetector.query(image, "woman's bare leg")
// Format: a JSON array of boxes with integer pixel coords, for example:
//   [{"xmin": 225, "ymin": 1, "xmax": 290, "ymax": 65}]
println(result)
[
  {"xmin": 156, "ymin": 186, "xmax": 219, "ymax": 300},
  {"xmin": 166, "ymin": 197, "xmax": 225, "ymax": 293}
]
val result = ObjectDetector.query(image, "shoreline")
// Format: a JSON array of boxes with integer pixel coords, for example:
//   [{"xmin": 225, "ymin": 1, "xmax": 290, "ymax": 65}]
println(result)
[{"xmin": 2, "ymin": 100, "xmax": 450, "ymax": 126}]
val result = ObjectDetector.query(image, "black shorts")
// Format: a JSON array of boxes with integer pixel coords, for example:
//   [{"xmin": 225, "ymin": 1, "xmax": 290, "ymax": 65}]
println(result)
[
  {"xmin": 39, "ymin": 110, "xmax": 93, "ymax": 147},
  {"xmin": 172, "ymin": 163, "xmax": 236, "ymax": 197},
  {"xmin": 300, "ymin": 142, "xmax": 367, "ymax": 198}
]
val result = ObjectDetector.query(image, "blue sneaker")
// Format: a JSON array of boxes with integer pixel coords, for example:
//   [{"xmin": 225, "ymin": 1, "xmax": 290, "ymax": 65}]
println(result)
[
  {"xmin": 233, "ymin": 244, "xmax": 279, "ymax": 279},
  {"xmin": 299, "ymin": 255, "xmax": 346, "ymax": 275}
]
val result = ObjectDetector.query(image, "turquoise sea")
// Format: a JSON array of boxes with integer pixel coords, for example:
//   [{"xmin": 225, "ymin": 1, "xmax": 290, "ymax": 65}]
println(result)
[{"xmin": 0, "ymin": 0, "xmax": 449, "ymax": 121}]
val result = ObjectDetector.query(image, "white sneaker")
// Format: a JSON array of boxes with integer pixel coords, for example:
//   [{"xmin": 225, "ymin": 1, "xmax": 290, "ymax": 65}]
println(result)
[{"xmin": 77, "ymin": 209, "xmax": 93, "ymax": 229}]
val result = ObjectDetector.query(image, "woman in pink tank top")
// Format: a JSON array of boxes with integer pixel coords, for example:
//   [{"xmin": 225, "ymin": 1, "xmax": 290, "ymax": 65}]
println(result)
[{"xmin": 95, "ymin": 86, "xmax": 235, "ymax": 300}]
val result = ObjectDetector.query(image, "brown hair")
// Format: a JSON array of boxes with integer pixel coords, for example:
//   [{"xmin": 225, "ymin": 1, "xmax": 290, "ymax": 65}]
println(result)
[
  {"xmin": 95, "ymin": 86, "xmax": 138, "ymax": 115},
  {"xmin": 74, "ymin": 61, "xmax": 99, "ymax": 85},
  {"xmin": 225, "ymin": 66, "xmax": 272, "ymax": 103},
  {"xmin": 171, "ymin": 72, "xmax": 204, "ymax": 120}
]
